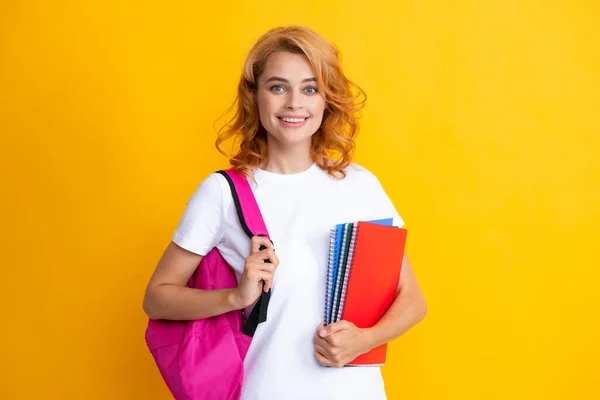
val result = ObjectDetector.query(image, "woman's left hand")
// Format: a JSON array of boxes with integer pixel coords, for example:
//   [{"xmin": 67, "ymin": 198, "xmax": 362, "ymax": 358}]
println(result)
[{"xmin": 313, "ymin": 320, "xmax": 373, "ymax": 367}]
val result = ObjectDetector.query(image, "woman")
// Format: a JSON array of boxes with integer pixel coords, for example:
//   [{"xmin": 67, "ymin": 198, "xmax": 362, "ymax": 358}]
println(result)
[{"xmin": 143, "ymin": 25, "xmax": 427, "ymax": 400}]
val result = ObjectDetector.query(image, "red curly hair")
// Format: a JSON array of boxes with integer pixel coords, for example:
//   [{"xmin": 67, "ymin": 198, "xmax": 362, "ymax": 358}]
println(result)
[{"xmin": 215, "ymin": 25, "xmax": 366, "ymax": 179}]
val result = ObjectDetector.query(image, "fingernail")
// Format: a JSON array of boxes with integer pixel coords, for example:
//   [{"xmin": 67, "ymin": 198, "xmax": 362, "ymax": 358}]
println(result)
[{"xmin": 319, "ymin": 330, "xmax": 326, "ymax": 337}]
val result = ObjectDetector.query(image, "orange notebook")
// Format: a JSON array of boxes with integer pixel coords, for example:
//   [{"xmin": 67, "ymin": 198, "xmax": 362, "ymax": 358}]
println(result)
[{"xmin": 340, "ymin": 221, "xmax": 407, "ymax": 366}]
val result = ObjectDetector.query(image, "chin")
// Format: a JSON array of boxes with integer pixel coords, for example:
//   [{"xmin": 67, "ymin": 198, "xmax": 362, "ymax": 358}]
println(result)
[{"xmin": 269, "ymin": 130, "xmax": 315, "ymax": 146}]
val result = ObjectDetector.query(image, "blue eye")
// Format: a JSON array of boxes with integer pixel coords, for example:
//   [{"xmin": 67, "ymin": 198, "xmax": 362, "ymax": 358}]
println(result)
[
  {"xmin": 270, "ymin": 85, "xmax": 285, "ymax": 93},
  {"xmin": 304, "ymin": 86, "xmax": 318, "ymax": 94}
]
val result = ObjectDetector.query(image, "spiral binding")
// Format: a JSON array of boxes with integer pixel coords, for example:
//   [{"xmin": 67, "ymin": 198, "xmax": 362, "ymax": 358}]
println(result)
[
  {"xmin": 336, "ymin": 223, "xmax": 359, "ymax": 322},
  {"xmin": 330, "ymin": 225, "xmax": 345, "ymax": 324},
  {"xmin": 331, "ymin": 223, "xmax": 352, "ymax": 324},
  {"xmin": 324, "ymin": 227, "xmax": 337, "ymax": 324}
]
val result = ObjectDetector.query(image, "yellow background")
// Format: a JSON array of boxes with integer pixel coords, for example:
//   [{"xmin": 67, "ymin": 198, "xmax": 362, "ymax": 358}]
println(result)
[{"xmin": 1, "ymin": 1, "xmax": 598, "ymax": 399}]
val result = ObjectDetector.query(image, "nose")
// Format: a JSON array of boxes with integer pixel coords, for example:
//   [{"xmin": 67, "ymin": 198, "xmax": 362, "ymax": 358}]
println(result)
[{"xmin": 284, "ymin": 90, "xmax": 303, "ymax": 110}]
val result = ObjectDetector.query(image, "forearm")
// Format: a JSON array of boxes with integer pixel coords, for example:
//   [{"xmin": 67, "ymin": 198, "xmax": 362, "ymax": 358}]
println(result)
[
  {"xmin": 143, "ymin": 284, "xmax": 242, "ymax": 321},
  {"xmin": 364, "ymin": 289, "xmax": 427, "ymax": 349}
]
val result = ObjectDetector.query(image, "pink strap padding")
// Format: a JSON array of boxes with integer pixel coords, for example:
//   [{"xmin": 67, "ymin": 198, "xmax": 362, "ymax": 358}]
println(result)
[{"xmin": 224, "ymin": 169, "xmax": 270, "ymax": 240}]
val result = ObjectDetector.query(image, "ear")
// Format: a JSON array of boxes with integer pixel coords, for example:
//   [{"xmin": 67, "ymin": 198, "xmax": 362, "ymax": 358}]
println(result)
[
  {"xmin": 248, "ymin": 82, "xmax": 257, "ymax": 102},
  {"xmin": 245, "ymin": 78, "xmax": 257, "ymax": 102}
]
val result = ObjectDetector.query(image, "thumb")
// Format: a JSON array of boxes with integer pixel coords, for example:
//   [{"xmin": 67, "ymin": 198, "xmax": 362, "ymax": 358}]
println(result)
[{"xmin": 319, "ymin": 320, "xmax": 351, "ymax": 337}]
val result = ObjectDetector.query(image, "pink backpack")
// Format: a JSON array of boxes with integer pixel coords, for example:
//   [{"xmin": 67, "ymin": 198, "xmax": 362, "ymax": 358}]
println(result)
[{"xmin": 145, "ymin": 169, "xmax": 271, "ymax": 400}]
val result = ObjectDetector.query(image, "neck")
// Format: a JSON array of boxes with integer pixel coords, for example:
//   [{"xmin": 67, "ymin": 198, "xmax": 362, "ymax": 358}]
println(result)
[{"xmin": 260, "ymin": 139, "xmax": 313, "ymax": 174}]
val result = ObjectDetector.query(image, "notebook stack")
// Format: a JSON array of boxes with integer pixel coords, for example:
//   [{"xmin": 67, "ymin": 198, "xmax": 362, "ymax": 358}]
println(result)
[{"xmin": 324, "ymin": 218, "xmax": 407, "ymax": 366}]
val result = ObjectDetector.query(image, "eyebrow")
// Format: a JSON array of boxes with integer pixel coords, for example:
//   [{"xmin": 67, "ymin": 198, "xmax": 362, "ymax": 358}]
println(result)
[{"xmin": 264, "ymin": 76, "xmax": 317, "ymax": 83}]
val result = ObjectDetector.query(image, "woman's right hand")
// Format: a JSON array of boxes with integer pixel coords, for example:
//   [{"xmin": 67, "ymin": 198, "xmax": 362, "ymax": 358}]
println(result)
[{"xmin": 232, "ymin": 235, "xmax": 279, "ymax": 309}]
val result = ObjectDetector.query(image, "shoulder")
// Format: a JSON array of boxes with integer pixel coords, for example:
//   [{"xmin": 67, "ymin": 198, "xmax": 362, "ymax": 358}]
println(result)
[
  {"xmin": 186, "ymin": 171, "xmax": 230, "ymax": 206},
  {"xmin": 338, "ymin": 164, "xmax": 393, "ymax": 200},
  {"xmin": 194, "ymin": 171, "xmax": 225, "ymax": 193},
  {"xmin": 342, "ymin": 163, "xmax": 381, "ymax": 185}
]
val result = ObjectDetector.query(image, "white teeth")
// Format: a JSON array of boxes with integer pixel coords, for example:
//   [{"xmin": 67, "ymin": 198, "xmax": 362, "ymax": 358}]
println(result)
[{"xmin": 280, "ymin": 117, "xmax": 306, "ymax": 123}]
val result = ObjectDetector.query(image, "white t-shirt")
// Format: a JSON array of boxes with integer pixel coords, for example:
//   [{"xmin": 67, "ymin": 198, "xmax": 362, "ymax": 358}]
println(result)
[{"xmin": 172, "ymin": 162, "xmax": 404, "ymax": 400}]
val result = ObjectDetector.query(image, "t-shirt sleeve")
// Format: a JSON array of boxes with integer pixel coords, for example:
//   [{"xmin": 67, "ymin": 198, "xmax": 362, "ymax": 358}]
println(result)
[
  {"xmin": 366, "ymin": 171, "xmax": 405, "ymax": 228},
  {"xmin": 171, "ymin": 173, "xmax": 225, "ymax": 256}
]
